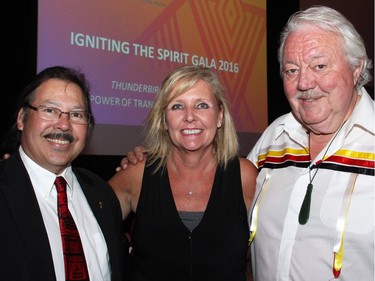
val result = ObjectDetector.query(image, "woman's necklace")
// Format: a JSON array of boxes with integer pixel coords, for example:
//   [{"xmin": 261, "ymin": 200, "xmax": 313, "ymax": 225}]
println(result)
[{"xmin": 298, "ymin": 120, "xmax": 347, "ymax": 225}]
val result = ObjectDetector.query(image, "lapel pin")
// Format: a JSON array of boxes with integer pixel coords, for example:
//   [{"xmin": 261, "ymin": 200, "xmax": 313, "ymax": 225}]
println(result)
[{"xmin": 99, "ymin": 201, "xmax": 103, "ymax": 209}]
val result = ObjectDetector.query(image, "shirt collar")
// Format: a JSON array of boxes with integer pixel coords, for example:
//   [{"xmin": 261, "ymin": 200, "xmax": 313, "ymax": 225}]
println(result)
[
  {"xmin": 346, "ymin": 87, "xmax": 374, "ymax": 134},
  {"xmin": 275, "ymin": 113, "xmax": 308, "ymax": 147},
  {"xmin": 19, "ymin": 146, "xmax": 75, "ymax": 200}
]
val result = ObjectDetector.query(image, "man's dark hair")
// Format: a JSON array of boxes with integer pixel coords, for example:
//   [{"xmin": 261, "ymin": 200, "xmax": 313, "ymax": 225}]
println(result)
[{"xmin": 0, "ymin": 66, "xmax": 94, "ymax": 155}]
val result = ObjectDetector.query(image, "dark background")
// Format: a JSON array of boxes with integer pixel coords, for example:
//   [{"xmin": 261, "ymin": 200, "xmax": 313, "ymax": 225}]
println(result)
[{"xmin": 2, "ymin": 0, "xmax": 373, "ymax": 180}]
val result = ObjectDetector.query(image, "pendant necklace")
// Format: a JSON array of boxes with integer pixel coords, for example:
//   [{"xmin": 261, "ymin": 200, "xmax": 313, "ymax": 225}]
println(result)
[{"xmin": 298, "ymin": 120, "xmax": 347, "ymax": 225}]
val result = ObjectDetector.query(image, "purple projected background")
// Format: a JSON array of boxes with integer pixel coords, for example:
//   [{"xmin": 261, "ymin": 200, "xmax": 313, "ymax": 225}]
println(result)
[{"xmin": 38, "ymin": 0, "xmax": 267, "ymax": 155}]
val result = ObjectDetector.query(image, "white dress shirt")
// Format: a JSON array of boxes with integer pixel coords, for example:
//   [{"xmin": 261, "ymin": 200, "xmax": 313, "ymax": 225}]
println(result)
[{"xmin": 19, "ymin": 147, "xmax": 111, "ymax": 281}]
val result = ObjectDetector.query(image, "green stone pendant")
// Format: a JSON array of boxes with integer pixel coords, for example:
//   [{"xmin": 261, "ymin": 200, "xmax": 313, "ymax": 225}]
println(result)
[{"xmin": 298, "ymin": 183, "xmax": 313, "ymax": 225}]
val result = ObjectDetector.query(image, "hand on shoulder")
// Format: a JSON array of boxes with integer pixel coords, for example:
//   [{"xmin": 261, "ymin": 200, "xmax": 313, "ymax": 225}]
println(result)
[
  {"xmin": 115, "ymin": 146, "xmax": 147, "ymax": 172},
  {"xmin": 1, "ymin": 153, "xmax": 11, "ymax": 160}
]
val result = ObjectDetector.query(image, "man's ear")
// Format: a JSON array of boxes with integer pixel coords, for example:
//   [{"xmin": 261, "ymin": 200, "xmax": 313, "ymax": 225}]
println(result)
[
  {"xmin": 352, "ymin": 60, "xmax": 364, "ymax": 86},
  {"xmin": 17, "ymin": 108, "xmax": 25, "ymax": 131}
]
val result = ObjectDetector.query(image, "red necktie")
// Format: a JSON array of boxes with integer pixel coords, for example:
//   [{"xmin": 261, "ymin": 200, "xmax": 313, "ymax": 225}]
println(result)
[{"xmin": 55, "ymin": 176, "xmax": 90, "ymax": 281}]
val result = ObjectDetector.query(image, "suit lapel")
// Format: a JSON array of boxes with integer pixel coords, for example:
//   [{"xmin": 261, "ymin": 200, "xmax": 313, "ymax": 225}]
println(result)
[
  {"xmin": 1, "ymin": 152, "xmax": 56, "ymax": 280},
  {"xmin": 74, "ymin": 168, "xmax": 113, "ymax": 236},
  {"xmin": 74, "ymin": 168, "xmax": 124, "ymax": 281}
]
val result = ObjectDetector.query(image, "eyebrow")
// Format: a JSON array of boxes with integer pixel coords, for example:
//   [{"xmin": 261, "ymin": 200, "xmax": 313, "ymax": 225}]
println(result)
[{"xmin": 38, "ymin": 100, "xmax": 86, "ymax": 111}]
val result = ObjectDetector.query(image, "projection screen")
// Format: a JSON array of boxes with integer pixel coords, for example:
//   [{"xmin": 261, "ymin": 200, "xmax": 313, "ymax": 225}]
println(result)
[{"xmin": 38, "ymin": 0, "xmax": 267, "ymax": 156}]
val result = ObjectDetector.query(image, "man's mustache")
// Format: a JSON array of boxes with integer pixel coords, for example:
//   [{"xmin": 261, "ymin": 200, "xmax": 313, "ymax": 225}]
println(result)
[
  {"xmin": 44, "ymin": 132, "xmax": 74, "ymax": 143},
  {"xmin": 295, "ymin": 90, "xmax": 329, "ymax": 100}
]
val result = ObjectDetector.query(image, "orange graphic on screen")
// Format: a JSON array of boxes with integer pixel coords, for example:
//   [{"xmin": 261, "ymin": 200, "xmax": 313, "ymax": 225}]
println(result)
[{"xmin": 132, "ymin": 0, "xmax": 267, "ymax": 132}]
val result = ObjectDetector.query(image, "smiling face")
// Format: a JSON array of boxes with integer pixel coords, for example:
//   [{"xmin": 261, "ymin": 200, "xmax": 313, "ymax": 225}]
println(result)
[
  {"xmin": 282, "ymin": 25, "xmax": 362, "ymax": 135},
  {"xmin": 17, "ymin": 78, "xmax": 88, "ymax": 174},
  {"xmin": 164, "ymin": 80, "xmax": 223, "ymax": 154}
]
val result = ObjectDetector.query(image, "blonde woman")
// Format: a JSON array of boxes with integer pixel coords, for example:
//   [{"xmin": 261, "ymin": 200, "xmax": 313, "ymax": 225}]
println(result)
[{"xmin": 109, "ymin": 65, "xmax": 257, "ymax": 281}]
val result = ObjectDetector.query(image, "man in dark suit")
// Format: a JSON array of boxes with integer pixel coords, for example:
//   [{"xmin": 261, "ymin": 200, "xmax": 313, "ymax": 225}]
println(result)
[{"xmin": 0, "ymin": 66, "xmax": 128, "ymax": 281}]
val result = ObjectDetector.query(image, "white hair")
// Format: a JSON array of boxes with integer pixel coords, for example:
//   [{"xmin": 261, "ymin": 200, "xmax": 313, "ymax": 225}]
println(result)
[{"xmin": 278, "ymin": 5, "xmax": 372, "ymax": 89}]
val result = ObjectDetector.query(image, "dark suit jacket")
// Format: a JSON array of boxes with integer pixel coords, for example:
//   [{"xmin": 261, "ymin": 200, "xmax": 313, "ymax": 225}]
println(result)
[{"xmin": 0, "ymin": 150, "xmax": 129, "ymax": 281}]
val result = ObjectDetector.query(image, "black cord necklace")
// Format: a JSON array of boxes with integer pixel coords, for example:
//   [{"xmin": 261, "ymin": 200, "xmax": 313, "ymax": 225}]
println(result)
[{"xmin": 298, "ymin": 120, "xmax": 347, "ymax": 225}]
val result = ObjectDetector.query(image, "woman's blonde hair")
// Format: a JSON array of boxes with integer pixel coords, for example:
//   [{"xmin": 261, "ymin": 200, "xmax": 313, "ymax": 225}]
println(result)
[{"xmin": 144, "ymin": 65, "xmax": 238, "ymax": 171}]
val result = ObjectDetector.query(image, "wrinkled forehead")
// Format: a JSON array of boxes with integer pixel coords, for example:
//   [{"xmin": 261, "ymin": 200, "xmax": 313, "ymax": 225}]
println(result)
[
  {"xmin": 285, "ymin": 23, "xmax": 344, "ymax": 48},
  {"xmin": 283, "ymin": 26, "xmax": 346, "ymax": 60}
]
